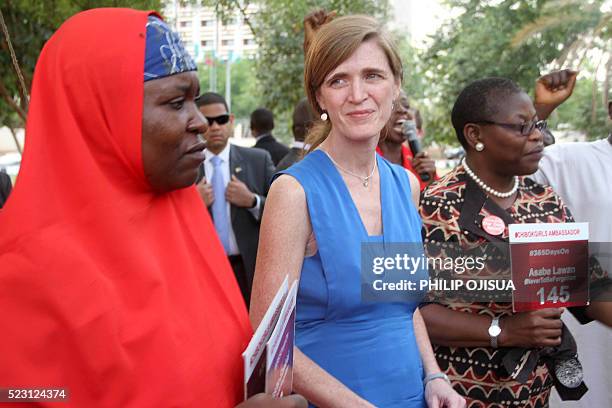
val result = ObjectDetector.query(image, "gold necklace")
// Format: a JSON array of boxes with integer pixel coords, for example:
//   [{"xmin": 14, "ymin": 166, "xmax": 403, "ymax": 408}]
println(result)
[{"xmin": 324, "ymin": 150, "xmax": 377, "ymax": 187}]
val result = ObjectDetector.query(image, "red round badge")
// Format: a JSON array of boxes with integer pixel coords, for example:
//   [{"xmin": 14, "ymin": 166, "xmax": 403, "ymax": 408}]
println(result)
[{"xmin": 482, "ymin": 215, "xmax": 505, "ymax": 236}]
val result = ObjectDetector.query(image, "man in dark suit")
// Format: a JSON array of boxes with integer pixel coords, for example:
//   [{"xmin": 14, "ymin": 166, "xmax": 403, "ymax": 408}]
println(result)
[
  {"xmin": 250, "ymin": 107, "xmax": 289, "ymax": 166},
  {"xmin": 196, "ymin": 93, "xmax": 275, "ymax": 307},
  {"xmin": 276, "ymin": 98, "xmax": 315, "ymax": 172}
]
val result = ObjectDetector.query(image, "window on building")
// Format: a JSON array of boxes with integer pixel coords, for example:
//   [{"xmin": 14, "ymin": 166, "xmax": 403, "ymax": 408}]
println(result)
[
  {"xmin": 201, "ymin": 20, "xmax": 211, "ymax": 27},
  {"xmin": 243, "ymin": 39, "xmax": 254, "ymax": 46},
  {"xmin": 201, "ymin": 40, "xmax": 209, "ymax": 47},
  {"xmin": 179, "ymin": 20, "xmax": 191, "ymax": 28},
  {"xmin": 221, "ymin": 39, "xmax": 234, "ymax": 46}
]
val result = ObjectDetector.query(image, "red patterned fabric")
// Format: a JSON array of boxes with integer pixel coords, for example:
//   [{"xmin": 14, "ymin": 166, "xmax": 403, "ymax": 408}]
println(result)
[
  {"xmin": 420, "ymin": 165, "xmax": 572, "ymax": 408},
  {"xmin": 0, "ymin": 9, "xmax": 250, "ymax": 407}
]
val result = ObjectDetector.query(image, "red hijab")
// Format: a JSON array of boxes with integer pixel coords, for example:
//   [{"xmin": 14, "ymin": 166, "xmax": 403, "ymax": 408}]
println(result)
[{"xmin": 0, "ymin": 8, "xmax": 250, "ymax": 407}]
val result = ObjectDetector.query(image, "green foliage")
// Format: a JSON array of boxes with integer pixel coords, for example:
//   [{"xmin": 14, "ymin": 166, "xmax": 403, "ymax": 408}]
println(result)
[
  {"xmin": 203, "ymin": 0, "xmax": 388, "ymax": 142},
  {"xmin": 395, "ymin": 35, "xmax": 427, "ymax": 103},
  {"xmin": 254, "ymin": 0, "xmax": 387, "ymax": 122},
  {"xmin": 197, "ymin": 56, "xmax": 261, "ymax": 119},
  {"xmin": 0, "ymin": 0, "xmax": 162, "ymax": 129},
  {"xmin": 419, "ymin": 0, "xmax": 606, "ymax": 145},
  {"xmin": 551, "ymin": 74, "xmax": 611, "ymax": 141},
  {"xmin": 226, "ymin": 57, "xmax": 261, "ymax": 119},
  {"xmin": 198, "ymin": 1, "xmax": 386, "ymax": 141}
]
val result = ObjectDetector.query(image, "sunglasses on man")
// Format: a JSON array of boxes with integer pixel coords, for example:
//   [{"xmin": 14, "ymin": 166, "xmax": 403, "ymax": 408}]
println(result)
[
  {"xmin": 475, "ymin": 119, "xmax": 547, "ymax": 136},
  {"xmin": 204, "ymin": 114, "xmax": 231, "ymax": 126}
]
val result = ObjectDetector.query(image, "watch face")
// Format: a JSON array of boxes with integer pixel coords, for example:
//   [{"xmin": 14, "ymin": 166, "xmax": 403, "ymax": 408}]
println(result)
[
  {"xmin": 555, "ymin": 357, "xmax": 583, "ymax": 389},
  {"xmin": 488, "ymin": 326, "xmax": 501, "ymax": 337}
]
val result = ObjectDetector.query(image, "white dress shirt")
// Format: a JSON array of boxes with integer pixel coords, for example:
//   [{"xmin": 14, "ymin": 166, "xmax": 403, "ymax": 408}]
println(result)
[
  {"xmin": 291, "ymin": 141, "xmax": 310, "ymax": 150},
  {"xmin": 204, "ymin": 143, "xmax": 261, "ymax": 256},
  {"xmin": 531, "ymin": 138, "xmax": 612, "ymax": 408}
]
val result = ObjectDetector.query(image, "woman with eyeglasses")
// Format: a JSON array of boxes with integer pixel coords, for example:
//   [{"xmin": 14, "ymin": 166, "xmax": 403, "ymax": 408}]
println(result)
[{"xmin": 418, "ymin": 77, "xmax": 610, "ymax": 407}]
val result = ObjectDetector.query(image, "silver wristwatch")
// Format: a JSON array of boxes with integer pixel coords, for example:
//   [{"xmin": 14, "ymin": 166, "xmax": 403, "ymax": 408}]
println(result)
[{"xmin": 488, "ymin": 316, "xmax": 501, "ymax": 348}]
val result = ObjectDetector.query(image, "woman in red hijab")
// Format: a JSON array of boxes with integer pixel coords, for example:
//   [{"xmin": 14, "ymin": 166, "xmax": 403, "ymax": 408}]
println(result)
[{"xmin": 0, "ymin": 8, "xmax": 304, "ymax": 408}]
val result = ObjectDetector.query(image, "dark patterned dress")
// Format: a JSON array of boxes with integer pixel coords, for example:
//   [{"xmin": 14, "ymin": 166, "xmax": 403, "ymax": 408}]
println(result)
[{"xmin": 419, "ymin": 165, "xmax": 602, "ymax": 408}]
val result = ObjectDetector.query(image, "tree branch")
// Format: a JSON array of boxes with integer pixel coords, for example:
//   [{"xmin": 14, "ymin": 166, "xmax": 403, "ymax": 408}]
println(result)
[
  {"xmin": 8, "ymin": 125, "xmax": 22, "ymax": 155},
  {"xmin": 231, "ymin": 0, "xmax": 258, "ymax": 39},
  {"xmin": 0, "ymin": 80, "xmax": 27, "ymax": 123}
]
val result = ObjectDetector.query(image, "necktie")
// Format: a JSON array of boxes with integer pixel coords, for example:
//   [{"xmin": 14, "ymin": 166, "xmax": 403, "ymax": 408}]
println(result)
[{"xmin": 210, "ymin": 156, "xmax": 230, "ymax": 253}]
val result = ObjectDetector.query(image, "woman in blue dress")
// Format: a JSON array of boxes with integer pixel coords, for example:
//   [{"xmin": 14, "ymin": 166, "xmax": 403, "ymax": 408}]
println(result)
[{"xmin": 250, "ymin": 14, "xmax": 465, "ymax": 408}]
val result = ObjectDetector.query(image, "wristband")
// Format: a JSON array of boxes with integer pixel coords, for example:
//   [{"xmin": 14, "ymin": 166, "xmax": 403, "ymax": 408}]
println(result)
[
  {"xmin": 488, "ymin": 315, "xmax": 502, "ymax": 348},
  {"xmin": 423, "ymin": 372, "xmax": 450, "ymax": 386}
]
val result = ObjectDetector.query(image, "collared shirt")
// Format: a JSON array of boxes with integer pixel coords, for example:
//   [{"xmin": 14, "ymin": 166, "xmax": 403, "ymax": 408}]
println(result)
[
  {"xmin": 291, "ymin": 141, "xmax": 309, "ymax": 150},
  {"xmin": 204, "ymin": 143, "xmax": 261, "ymax": 256},
  {"xmin": 255, "ymin": 132, "xmax": 272, "ymax": 142}
]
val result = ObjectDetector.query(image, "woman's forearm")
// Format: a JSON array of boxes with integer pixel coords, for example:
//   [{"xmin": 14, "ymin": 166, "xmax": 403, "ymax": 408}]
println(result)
[
  {"xmin": 413, "ymin": 308, "xmax": 441, "ymax": 375},
  {"xmin": 293, "ymin": 347, "xmax": 374, "ymax": 408},
  {"xmin": 534, "ymin": 103, "xmax": 555, "ymax": 121},
  {"xmin": 419, "ymin": 304, "xmax": 491, "ymax": 348}
]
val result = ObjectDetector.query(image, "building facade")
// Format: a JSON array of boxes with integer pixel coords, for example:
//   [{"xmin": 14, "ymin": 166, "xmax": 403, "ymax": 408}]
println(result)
[{"xmin": 163, "ymin": 0, "xmax": 258, "ymax": 62}]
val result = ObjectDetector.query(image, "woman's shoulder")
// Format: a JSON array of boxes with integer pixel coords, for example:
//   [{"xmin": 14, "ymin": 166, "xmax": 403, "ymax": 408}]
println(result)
[
  {"xmin": 275, "ymin": 150, "xmax": 325, "ymax": 183},
  {"xmin": 519, "ymin": 176, "xmax": 571, "ymax": 220},
  {"xmin": 270, "ymin": 173, "xmax": 306, "ymax": 200},
  {"xmin": 268, "ymin": 175, "xmax": 311, "ymax": 224},
  {"xmin": 520, "ymin": 176, "xmax": 563, "ymax": 203}
]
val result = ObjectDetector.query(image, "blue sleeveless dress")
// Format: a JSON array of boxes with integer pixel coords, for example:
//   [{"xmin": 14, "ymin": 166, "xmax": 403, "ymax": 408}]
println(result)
[{"xmin": 278, "ymin": 150, "xmax": 426, "ymax": 407}]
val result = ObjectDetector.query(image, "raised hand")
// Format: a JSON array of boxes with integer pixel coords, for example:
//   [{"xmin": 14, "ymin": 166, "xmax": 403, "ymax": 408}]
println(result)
[
  {"xmin": 534, "ymin": 69, "xmax": 578, "ymax": 120},
  {"xmin": 411, "ymin": 151, "xmax": 436, "ymax": 183}
]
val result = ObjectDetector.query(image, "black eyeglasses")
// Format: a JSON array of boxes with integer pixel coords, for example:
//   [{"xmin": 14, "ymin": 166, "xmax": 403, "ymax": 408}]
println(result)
[
  {"xmin": 205, "ymin": 114, "xmax": 230, "ymax": 126},
  {"xmin": 475, "ymin": 119, "xmax": 547, "ymax": 136}
]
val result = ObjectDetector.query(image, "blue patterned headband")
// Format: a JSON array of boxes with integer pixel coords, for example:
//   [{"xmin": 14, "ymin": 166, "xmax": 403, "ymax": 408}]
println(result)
[{"xmin": 144, "ymin": 16, "xmax": 196, "ymax": 82}]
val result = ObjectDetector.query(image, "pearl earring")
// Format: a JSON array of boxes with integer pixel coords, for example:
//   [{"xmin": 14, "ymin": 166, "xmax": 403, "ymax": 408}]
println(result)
[
  {"xmin": 320, "ymin": 112, "xmax": 328, "ymax": 121},
  {"xmin": 475, "ymin": 142, "xmax": 485, "ymax": 152}
]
